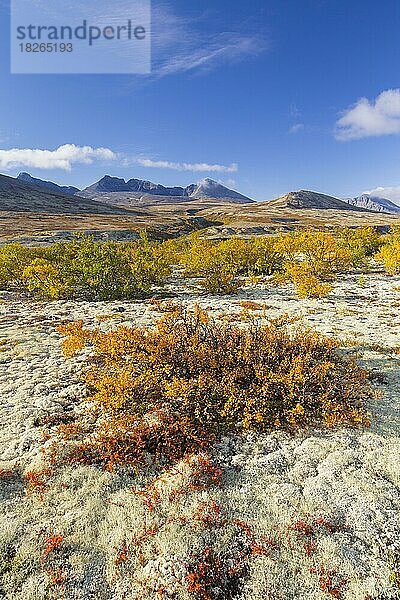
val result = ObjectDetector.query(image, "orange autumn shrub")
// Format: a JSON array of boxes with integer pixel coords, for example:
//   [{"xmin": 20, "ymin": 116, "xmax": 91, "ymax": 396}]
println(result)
[{"xmin": 56, "ymin": 305, "xmax": 372, "ymax": 471}]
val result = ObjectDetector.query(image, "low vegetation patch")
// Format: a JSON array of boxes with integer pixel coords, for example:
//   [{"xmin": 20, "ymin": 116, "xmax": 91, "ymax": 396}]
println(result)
[
  {"xmin": 374, "ymin": 226, "xmax": 400, "ymax": 275},
  {"xmin": 274, "ymin": 228, "xmax": 381, "ymax": 298},
  {"xmin": 0, "ymin": 233, "xmax": 172, "ymax": 300},
  {"xmin": 180, "ymin": 234, "xmax": 284, "ymax": 294},
  {"xmin": 0, "ymin": 226, "xmax": 387, "ymax": 299},
  {"xmin": 179, "ymin": 227, "xmax": 383, "ymax": 298},
  {"xmin": 55, "ymin": 304, "xmax": 372, "ymax": 472}
]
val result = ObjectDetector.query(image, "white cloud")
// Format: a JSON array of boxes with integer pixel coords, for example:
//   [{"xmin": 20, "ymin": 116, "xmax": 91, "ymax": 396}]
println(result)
[
  {"xmin": 151, "ymin": 5, "xmax": 266, "ymax": 78},
  {"xmin": 0, "ymin": 144, "xmax": 237, "ymax": 175},
  {"xmin": 0, "ymin": 144, "xmax": 116, "ymax": 171},
  {"xmin": 335, "ymin": 89, "xmax": 400, "ymax": 140},
  {"xmin": 363, "ymin": 185, "xmax": 400, "ymax": 205},
  {"xmin": 156, "ymin": 36, "xmax": 264, "ymax": 78},
  {"xmin": 289, "ymin": 123, "xmax": 304, "ymax": 134},
  {"xmin": 136, "ymin": 158, "xmax": 238, "ymax": 173}
]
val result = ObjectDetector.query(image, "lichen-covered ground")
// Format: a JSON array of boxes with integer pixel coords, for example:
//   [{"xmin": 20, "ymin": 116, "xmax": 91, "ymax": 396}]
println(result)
[{"xmin": 0, "ymin": 271, "xmax": 399, "ymax": 599}]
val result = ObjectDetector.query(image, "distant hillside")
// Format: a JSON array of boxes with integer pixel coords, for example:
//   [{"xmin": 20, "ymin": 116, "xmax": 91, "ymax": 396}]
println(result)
[
  {"xmin": 80, "ymin": 176, "xmax": 254, "ymax": 204},
  {"xmin": 344, "ymin": 194, "xmax": 400, "ymax": 214},
  {"xmin": 264, "ymin": 190, "xmax": 372, "ymax": 212},
  {"xmin": 17, "ymin": 172, "xmax": 80, "ymax": 196},
  {"xmin": 0, "ymin": 173, "xmax": 130, "ymax": 215},
  {"xmin": 82, "ymin": 192, "xmax": 195, "ymax": 208}
]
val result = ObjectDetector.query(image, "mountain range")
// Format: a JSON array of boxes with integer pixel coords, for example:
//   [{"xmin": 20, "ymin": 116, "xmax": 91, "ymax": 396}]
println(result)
[
  {"xmin": 0, "ymin": 171, "xmax": 398, "ymax": 216},
  {"xmin": 344, "ymin": 193, "xmax": 400, "ymax": 214},
  {"xmin": 78, "ymin": 176, "xmax": 254, "ymax": 204},
  {"xmin": 15, "ymin": 172, "xmax": 254, "ymax": 204},
  {"xmin": 265, "ymin": 190, "xmax": 400, "ymax": 214},
  {"xmin": 17, "ymin": 172, "xmax": 80, "ymax": 196},
  {"xmin": 0, "ymin": 173, "xmax": 130, "ymax": 215}
]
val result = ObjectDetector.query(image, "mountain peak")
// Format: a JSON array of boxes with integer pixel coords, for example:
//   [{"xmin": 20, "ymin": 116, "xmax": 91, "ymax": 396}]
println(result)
[
  {"xmin": 187, "ymin": 179, "xmax": 253, "ymax": 203},
  {"xmin": 199, "ymin": 177, "xmax": 218, "ymax": 184},
  {"xmin": 16, "ymin": 172, "xmax": 80, "ymax": 196},
  {"xmin": 345, "ymin": 193, "xmax": 400, "ymax": 214}
]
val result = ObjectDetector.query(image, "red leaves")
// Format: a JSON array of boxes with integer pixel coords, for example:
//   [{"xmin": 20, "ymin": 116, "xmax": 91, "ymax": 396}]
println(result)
[
  {"xmin": 310, "ymin": 565, "xmax": 349, "ymax": 598},
  {"xmin": 290, "ymin": 518, "xmax": 315, "ymax": 538},
  {"xmin": 186, "ymin": 546, "xmax": 247, "ymax": 600},
  {"xmin": 57, "ymin": 411, "xmax": 213, "ymax": 473},
  {"xmin": 303, "ymin": 541, "xmax": 317, "ymax": 557},
  {"xmin": 115, "ymin": 543, "xmax": 129, "ymax": 566},
  {"xmin": 133, "ymin": 487, "xmax": 161, "ymax": 513},
  {"xmin": 42, "ymin": 534, "xmax": 64, "ymax": 562},
  {"xmin": 288, "ymin": 514, "xmax": 348, "ymax": 598},
  {"xmin": 24, "ymin": 468, "xmax": 53, "ymax": 499},
  {"xmin": 289, "ymin": 514, "xmax": 340, "ymax": 541}
]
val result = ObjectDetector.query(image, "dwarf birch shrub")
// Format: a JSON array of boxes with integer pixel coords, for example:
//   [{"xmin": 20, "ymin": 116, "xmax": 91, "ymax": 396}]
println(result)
[
  {"xmin": 374, "ymin": 242, "xmax": 400, "ymax": 275},
  {"xmin": 21, "ymin": 238, "xmax": 142, "ymax": 300},
  {"xmin": 274, "ymin": 231, "xmax": 354, "ymax": 298},
  {"xmin": 0, "ymin": 243, "xmax": 38, "ymax": 288},
  {"xmin": 57, "ymin": 305, "xmax": 372, "ymax": 471},
  {"xmin": 276, "ymin": 231, "xmax": 353, "ymax": 280},
  {"xmin": 181, "ymin": 237, "xmax": 248, "ymax": 294},
  {"xmin": 246, "ymin": 236, "xmax": 284, "ymax": 276},
  {"xmin": 335, "ymin": 226, "xmax": 382, "ymax": 267},
  {"xmin": 180, "ymin": 236, "xmax": 283, "ymax": 293},
  {"xmin": 287, "ymin": 265, "xmax": 333, "ymax": 299},
  {"xmin": 0, "ymin": 235, "xmax": 173, "ymax": 300},
  {"xmin": 172, "ymin": 229, "xmax": 378, "ymax": 297},
  {"xmin": 22, "ymin": 258, "xmax": 67, "ymax": 299},
  {"xmin": 129, "ymin": 232, "xmax": 172, "ymax": 288},
  {"xmin": 374, "ymin": 228, "xmax": 400, "ymax": 275}
]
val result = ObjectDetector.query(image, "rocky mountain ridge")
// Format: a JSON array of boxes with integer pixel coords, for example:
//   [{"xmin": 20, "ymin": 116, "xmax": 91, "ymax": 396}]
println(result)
[
  {"xmin": 344, "ymin": 193, "xmax": 400, "ymax": 214},
  {"xmin": 79, "ymin": 176, "xmax": 254, "ymax": 203},
  {"xmin": 17, "ymin": 172, "xmax": 80, "ymax": 196},
  {"xmin": 0, "ymin": 173, "xmax": 130, "ymax": 215}
]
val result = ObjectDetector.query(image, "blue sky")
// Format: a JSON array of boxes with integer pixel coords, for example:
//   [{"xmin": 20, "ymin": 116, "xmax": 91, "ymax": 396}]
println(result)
[{"xmin": 1, "ymin": 0, "xmax": 400, "ymax": 201}]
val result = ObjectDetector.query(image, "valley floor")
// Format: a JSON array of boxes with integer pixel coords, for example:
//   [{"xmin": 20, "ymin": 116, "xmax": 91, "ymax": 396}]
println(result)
[{"xmin": 0, "ymin": 272, "xmax": 399, "ymax": 599}]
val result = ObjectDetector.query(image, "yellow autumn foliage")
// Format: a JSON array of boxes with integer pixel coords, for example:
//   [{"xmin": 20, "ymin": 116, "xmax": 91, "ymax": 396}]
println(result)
[
  {"xmin": 374, "ymin": 228, "xmax": 400, "ymax": 275},
  {"xmin": 57, "ymin": 305, "xmax": 372, "ymax": 470}
]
